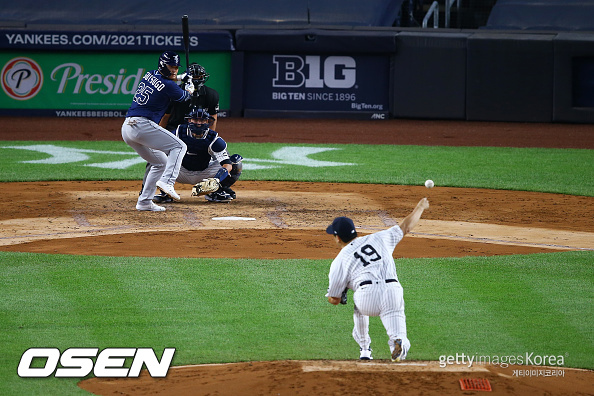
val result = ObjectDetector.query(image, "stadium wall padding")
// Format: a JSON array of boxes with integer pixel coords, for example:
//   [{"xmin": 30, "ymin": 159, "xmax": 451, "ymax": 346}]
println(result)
[
  {"xmin": 391, "ymin": 32, "xmax": 470, "ymax": 120},
  {"xmin": 2, "ymin": 25, "xmax": 594, "ymax": 123},
  {"xmin": 233, "ymin": 29, "xmax": 594, "ymax": 123},
  {"xmin": 466, "ymin": 33, "xmax": 555, "ymax": 123},
  {"xmin": 553, "ymin": 32, "xmax": 594, "ymax": 123},
  {"xmin": 235, "ymin": 29, "xmax": 398, "ymax": 54}
]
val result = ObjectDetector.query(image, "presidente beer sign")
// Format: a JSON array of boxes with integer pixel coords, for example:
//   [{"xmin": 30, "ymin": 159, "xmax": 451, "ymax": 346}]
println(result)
[{"xmin": 0, "ymin": 52, "xmax": 231, "ymax": 116}]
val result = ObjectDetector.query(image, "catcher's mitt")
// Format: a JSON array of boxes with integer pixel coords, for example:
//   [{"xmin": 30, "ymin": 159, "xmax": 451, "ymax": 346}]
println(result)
[
  {"xmin": 191, "ymin": 178, "xmax": 220, "ymax": 196},
  {"xmin": 340, "ymin": 288, "xmax": 348, "ymax": 305}
]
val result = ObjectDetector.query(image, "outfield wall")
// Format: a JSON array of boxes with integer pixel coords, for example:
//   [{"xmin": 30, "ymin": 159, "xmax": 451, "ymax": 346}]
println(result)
[{"xmin": 1, "ymin": 28, "xmax": 593, "ymax": 123}]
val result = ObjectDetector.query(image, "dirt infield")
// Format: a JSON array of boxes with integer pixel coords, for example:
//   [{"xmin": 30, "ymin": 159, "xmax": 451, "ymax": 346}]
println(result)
[
  {"xmin": 1, "ymin": 180, "xmax": 593, "ymax": 258},
  {"xmin": 78, "ymin": 361, "xmax": 593, "ymax": 396},
  {"xmin": 2, "ymin": 117, "xmax": 592, "ymax": 395}
]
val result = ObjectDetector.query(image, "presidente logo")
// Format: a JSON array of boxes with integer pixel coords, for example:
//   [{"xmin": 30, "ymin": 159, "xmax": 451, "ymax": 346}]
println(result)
[{"xmin": 1, "ymin": 57, "xmax": 43, "ymax": 100}]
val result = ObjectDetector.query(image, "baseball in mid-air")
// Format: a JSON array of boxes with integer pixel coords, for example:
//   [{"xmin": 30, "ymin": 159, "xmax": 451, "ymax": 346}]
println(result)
[{"xmin": 425, "ymin": 179, "xmax": 434, "ymax": 189}]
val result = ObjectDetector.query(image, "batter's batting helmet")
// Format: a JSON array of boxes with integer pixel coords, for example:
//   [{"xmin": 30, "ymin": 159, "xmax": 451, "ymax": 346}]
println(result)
[
  {"xmin": 188, "ymin": 63, "xmax": 210, "ymax": 85},
  {"xmin": 158, "ymin": 51, "xmax": 181, "ymax": 78}
]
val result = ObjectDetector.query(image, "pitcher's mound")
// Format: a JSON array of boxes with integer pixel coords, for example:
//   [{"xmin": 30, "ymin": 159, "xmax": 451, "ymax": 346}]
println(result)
[{"xmin": 79, "ymin": 360, "xmax": 593, "ymax": 396}]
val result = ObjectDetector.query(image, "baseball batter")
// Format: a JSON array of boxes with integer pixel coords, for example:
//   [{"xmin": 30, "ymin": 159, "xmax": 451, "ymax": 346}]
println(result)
[
  {"xmin": 144, "ymin": 62, "xmax": 221, "ymax": 203},
  {"xmin": 121, "ymin": 51, "xmax": 194, "ymax": 211},
  {"xmin": 325, "ymin": 198, "xmax": 430, "ymax": 361}
]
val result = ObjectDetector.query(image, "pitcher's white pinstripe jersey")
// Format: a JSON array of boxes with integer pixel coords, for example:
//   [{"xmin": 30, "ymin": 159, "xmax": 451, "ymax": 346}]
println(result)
[{"xmin": 327, "ymin": 224, "xmax": 403, "ymax": 298}]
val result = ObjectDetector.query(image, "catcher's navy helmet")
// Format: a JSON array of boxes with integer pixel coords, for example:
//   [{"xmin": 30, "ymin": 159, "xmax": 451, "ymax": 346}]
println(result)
[
  {"xmin": 185, "ymin": 107, "xmax": 214, "ymax": 137},
  {"xmin": 158, "ymin": 51, "xmax": 180, "ymax": 78},
  {"xmin": 188, "ymin": 63, "xmax": 209, "ymax": 85}
]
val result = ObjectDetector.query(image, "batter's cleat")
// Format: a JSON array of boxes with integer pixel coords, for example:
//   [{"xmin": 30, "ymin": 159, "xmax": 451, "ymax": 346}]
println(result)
[
  {"xmin": 136, "ymin": 201, "xmax": 166, "ymax": 212},
  {"xmin": 153, "ymin": 192, "xmax": 173, "ymax": 204},
  {"xmin": 156, "ymin": 181, "xmax": 180, "ymax": 201},
  {"xmin": 205, "ymin": 190, "xmax": 233, "ymax": 203},
  {"xmin": 359, "ymin": 347, "xmax": 373, "ymax": 360},
  {"xmin": 391, "ymin": 339, "xmax": 403, "ymax": 362}
]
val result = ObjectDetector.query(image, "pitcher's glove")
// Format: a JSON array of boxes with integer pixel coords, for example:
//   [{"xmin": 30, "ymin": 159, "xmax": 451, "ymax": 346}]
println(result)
[
  {"xmin": 191, "ymin": 178, "xmax": 221, "ymax": 196},
  {"xmin": 340, "ymin": 288, "xmax": 348, "ymax": 305}
]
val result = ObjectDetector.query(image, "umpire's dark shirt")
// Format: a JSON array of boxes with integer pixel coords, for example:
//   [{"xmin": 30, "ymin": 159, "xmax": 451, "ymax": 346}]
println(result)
[{"xmin": 164, "ymin": 85, "xmax": 219, "ymax": 132}]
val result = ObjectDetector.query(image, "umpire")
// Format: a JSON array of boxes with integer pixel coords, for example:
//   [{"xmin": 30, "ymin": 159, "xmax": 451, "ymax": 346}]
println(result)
[{"xmin": 159, "ymin": 63, "xmax": 220, "ymax": 132}]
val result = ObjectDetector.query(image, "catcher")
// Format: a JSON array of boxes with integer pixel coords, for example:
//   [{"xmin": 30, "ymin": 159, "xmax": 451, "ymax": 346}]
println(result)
[{"xmin": 173, "ymin": 107, "xmax": 242, "ymax": 202}]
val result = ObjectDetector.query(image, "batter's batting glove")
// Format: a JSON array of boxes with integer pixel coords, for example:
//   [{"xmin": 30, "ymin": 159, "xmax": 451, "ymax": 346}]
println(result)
[
  {"xmin": 191, "ymin": 178, "xmax": 221, "ymax": 196},
  {"xmin": 340, "ymin": 288, "xmax": 348, "ymax": 305}
]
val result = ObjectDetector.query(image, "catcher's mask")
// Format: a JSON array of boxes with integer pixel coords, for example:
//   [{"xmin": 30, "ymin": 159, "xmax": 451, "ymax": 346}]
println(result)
[
  {"xmin": 185, "ymin": 108, "xmax": 214, "ymax": 138},
  {"xmin": 157, "ymin": 51, "xmax": 180, "ymax": 78},
  {"xmin": 188, "ymin": 63, "xmax": 209, "ymax": 86}
]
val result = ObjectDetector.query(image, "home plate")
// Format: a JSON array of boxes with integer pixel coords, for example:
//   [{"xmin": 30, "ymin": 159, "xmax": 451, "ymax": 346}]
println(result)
[{"xmin": 212, "ymin": 216, "xmax": 257, "ymax": 221}]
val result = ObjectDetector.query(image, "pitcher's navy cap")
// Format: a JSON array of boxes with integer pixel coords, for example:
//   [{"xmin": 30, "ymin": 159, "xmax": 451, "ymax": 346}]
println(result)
[{"xmin": 326, "ymin": 216, "xmax": 357, "ymax": 242}]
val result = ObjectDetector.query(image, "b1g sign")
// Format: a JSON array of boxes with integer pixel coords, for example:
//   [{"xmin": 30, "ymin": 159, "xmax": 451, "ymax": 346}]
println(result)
[
  {"xmin": 17, "ymin": 347, "xmax": 175, "ymax": 378},
  {"xmin": 244, "ymin": 53, "xmax": 390, "ymax": 118},
  {"xmin": 273, "ymin": 55, "xmax": 356, "ymax": 89}
]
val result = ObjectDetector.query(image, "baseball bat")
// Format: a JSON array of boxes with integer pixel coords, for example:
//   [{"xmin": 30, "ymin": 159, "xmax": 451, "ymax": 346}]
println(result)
[{"xmin": 182, "ymin": 15, "xmax": 190, "ymax": 73}]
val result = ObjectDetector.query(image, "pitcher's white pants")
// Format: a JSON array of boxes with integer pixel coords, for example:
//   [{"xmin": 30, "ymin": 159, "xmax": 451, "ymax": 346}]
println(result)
[{"xmin": 352, "ymin": 281, "xmax": 411, "ymax": 359}]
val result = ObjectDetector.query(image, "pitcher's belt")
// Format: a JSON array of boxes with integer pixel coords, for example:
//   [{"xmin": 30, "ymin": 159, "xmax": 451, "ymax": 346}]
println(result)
[{"xmin": 360, "ymin": 279, "xmax": 397, "ymax": 287}]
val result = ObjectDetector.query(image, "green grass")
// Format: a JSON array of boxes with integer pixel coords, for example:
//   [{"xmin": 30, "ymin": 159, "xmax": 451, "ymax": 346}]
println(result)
[
  {"xmin": 1, "ymin": 251, "xmax": 592, "ymax": 395},
  {"xmin": 1, "ymin": 139, "xmax": 593, "ymax": 394},
  {"xmin": 1, "ymin": 141, "xmax": 593, "ymax": 195}
]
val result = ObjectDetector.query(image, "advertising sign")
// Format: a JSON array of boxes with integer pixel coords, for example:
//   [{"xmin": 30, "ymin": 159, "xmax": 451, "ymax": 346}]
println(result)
[
  {"xmin": 0, "ymin": 52, "xmax": 231, "ymax": 117},
  {"xmin": 0, "ymin": 30, "xmax": 234, "ymax": 52},
  {"xmin": 243, "ymin": 53, "xmax": 390, "ymax": 119}
]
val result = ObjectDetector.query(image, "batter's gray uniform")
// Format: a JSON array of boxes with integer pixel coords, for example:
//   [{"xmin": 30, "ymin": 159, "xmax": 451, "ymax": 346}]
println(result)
[
  {"xmin": 326, "ymin": 224, "xmax": 410, "ymax": 360},
  {"xmin": 121, "ymin": 51, "xmax": 191, "ymax": 210}
]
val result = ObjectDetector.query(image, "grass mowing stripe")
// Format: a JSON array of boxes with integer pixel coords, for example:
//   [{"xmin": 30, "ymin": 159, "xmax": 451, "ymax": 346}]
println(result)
[
  {"xmin": 2, "ymin": 252, "xmax": 592, "ymax": 365},
  {"xmin": 515, "ymin": 254, "xmax": 594, "ymax": 359},
  {"xmin": 399, "ymin": 252, "xmax": 594, "ymax": 368},
  {"xmin": 1, "ymin": 251, "xmax": 592, "ymax": 395},
  {"xmin": 401, "ymin": 257, "xmax": 532, "ymax": 359},
  {"xmin": 1, "ymin": 142, "xmax": 592, "ymax": 196},
  {"xmin": 240, "ymin": 143, "xmax": 594, "ymax": 195}
]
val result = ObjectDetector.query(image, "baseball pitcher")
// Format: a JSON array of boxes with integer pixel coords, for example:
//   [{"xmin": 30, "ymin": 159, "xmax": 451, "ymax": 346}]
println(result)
[{"xmin": 325, "ymin": 198, "xmax": 430, "ymax": 361}]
